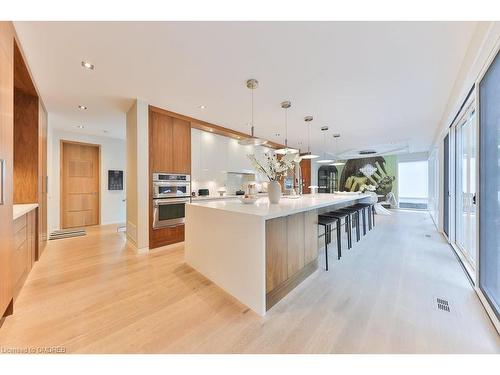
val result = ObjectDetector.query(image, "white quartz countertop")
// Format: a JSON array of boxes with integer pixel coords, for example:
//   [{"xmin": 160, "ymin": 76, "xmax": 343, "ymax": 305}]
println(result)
[
  {"xmin": 191, "ymin": 195, "xmax": 239, "ymax": 202},
  {"xmin": 13, "ymin": 203, "xmax": 38, "ymax": 220},
  {"xmin": 188, "ymin": 193, "xmax": 370, "ymax": 220},
  {"xmin": 191, "ymin": 193, "xmax": 267, "ymax": 202}
]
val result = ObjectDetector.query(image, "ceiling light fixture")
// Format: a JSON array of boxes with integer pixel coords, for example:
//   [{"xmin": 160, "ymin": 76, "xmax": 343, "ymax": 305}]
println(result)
[
  {"xmin": 329, "ymin": 134, "xmax": 345, "ymax": 166},
  {"xmin": 316, "ymin": 126, "xmax": 334, "ymax": 163},
  {"xmin": 239, "ymin": 79, "xmax": 267, "ymax": 146},
  {"xmin": 81, "ymin": 61, "xmax": 94, "ymax": 70},
  {"xmin": 78, "ymin": 105, "xmax": 87, "ymax": 110},
  {"xmin": 275, "ymin": 101, "xmax": 299, "ymax": 155},
  {"xmin": 300, "ymin": 116, "xmax": 319, "ymax": 159},
  {"xmin": 198, "ymin": 105, "xmax": 206, "ymax": 109}
]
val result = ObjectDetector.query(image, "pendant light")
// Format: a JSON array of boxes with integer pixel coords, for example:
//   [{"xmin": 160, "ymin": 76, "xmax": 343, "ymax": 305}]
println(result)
[
  {"xmin": 300, "ymin": 116, "xmax": 319, "ymax": 159},
  {"xmin": 329, "ymin": 133, "xmax": 345, "ymax": 166},
  {"xmin": 239, "ymin": 79, "xmax": 267, "ymax": 146},
  {"xmin": 275, "ymin": 100, "xmax": 299, "ymax": 155},
  {"xmin": 316, "ymin": 126, "xmax": 334, "ymax": 163}
]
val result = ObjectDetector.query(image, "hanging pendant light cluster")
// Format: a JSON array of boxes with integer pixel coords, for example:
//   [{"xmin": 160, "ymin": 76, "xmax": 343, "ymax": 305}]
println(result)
[
  {"xmin": 239, "ymin": 79, "xmax": 267, "ymax": 146},
  {"xmin": 316, "ymin": 126, "xmax": 334, "ymax": 163},
  {"xmin": 275, "ymin": 100, "xmax": 299, "ymax": 155},
  {"xmin": 329, "ymin": 133, "xmax": 345, "ymax": 166},
  {"xmin": 300, "ymin": 116, "xmax": 319, "ymax": 159}
]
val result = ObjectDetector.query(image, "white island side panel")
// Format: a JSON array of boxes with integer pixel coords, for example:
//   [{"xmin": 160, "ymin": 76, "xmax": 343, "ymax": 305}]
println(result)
[{"xmin": 185, "ymin": 204, "xmax": 266, "ymax": 315}]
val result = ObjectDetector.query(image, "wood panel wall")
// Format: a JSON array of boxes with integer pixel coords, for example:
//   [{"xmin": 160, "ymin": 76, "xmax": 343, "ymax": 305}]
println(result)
[
  {"xmin": 13, "ymin": 89, "xmax": 39, "ymax": 204},
  {"xmin": 38, "ymin": 103, "xmax": 48, "ymax": 257},
  {"xmin": 300, "ymin": 159, "xmax": 312, "ymax": 194},
  {"xmin": 0, "ymin": 21, "xmax": 15, "ymax": 321},
  {"xmin": 265, "ymin": 209, "xmax": 319, "ymax": 309}
]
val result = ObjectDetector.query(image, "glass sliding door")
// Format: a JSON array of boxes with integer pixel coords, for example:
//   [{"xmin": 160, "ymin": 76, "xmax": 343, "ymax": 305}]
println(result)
[
  {"xmin": 443, "ymin": 134, "xmax": 450, "ymax": 237},
  {"xmin": 478, "ymin": 50, "xmax": 500, "ymax": 321},
  {"xmin": 455, "ymin": 108, "xmax": 477, "ymax": 269}
]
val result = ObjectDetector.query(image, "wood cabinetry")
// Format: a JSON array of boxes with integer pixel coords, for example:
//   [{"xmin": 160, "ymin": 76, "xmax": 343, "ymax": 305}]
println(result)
[
  {"xmin": 149, "ymin": 106, "xmax": 191, "ymax": 249},
  {"xmin": 0, "ymin": 21, "xmax": 15, "ymax": 320},
  {"xmin": 1, "ymin": 22, "xmax": 47, "ymax": 322},
  {"xmin": 172, "ymin": 118, "xmax": 191, "ymax": 174},
  {"xmin": 12, "ymin": 209, "xmax": 36, "ymax": 299},
  {"xmin": 265, "ymin": 209, "xmax": 319, "ymax": 309},
  {"xmin": 149, "ymin": 109, "xmax": 191, "ymax": 174}
]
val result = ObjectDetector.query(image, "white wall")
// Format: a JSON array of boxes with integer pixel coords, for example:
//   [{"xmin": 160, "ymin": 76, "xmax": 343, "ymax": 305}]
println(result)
[{"xmin": 47, "ymin": 128, "xmax": 126, "ymax": 233}]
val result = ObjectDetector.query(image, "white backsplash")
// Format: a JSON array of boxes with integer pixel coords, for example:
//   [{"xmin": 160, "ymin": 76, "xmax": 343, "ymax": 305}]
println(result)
[{"xmin": 191, "ymin": 128, "xmax": 270, "ymax": 196}]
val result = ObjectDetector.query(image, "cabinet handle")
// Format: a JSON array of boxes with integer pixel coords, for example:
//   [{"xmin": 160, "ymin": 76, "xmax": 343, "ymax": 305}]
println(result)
[{"xmin": 0, "ymin": 159, "xmax": 5, "ymax": 205}]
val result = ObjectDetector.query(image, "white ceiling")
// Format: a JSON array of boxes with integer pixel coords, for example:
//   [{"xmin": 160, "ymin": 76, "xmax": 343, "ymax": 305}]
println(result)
[{"xmin": 14, "ymin": 21, "xmax": 476, "ymax": 154}]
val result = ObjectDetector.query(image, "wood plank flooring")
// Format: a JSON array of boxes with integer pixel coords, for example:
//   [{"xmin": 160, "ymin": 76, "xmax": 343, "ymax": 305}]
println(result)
[{"xmin": 0, "ymin": 211, "xmax": 498, "ymax": 353}]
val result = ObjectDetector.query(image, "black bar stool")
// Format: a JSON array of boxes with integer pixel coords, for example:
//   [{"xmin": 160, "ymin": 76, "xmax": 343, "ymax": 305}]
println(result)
[
  {"xmin": 318, "ymin": 215, "xmax": 340, "ymax": 270},
  {"xmin": 351, "ymin": 203, "xmax": 369, "ymax": 234},
  {"xmin": 336, "ymin": 206, "xmax": 361, "ymax": 242},
  {"xmin": 352, "ymin": 203, "xmax": 375, "ymax": 231},
  {"xmin": 323, "ymin": 211, "xmax": 352, "ymax": 250}
]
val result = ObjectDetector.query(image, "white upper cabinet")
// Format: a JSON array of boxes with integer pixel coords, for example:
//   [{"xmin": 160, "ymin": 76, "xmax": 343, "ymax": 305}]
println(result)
[{"xmin": 192, "ymin": 128, "xmax": 273, "ymax": 184}]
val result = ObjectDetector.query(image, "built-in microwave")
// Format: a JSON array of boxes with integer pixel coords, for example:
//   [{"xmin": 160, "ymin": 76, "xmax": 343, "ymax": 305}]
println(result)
[
  {"xmin": 153, "ymin": 173, "xmax": 191, "ymax": 198},
  {"xmin": 153, "ymin": 197, "xmax": 190, "ymax": 229}
]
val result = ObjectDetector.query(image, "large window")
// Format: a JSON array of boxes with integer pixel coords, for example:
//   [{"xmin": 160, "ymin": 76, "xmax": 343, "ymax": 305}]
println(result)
[
  {"xmin": 455, "ymin": 107, "xmax": 477, "ymax": 269},
  {"xmin": 478, "ymin": 50, "xmax": 500, "ymax": 321},
  {"xmin": 398, "ymin": 160, "xmax": 428, "ymax": 209}
]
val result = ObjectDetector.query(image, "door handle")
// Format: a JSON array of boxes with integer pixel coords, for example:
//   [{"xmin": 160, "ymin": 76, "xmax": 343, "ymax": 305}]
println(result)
[{"xmin": 472, "ymin": 193, "xmax": 476, "ymax": 205}]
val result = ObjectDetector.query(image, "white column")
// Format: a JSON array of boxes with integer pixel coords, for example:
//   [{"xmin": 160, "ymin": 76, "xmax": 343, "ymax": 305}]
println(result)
[{"xmin": 126, "ymin": 99, "xmax": 149, "ymax": 251}]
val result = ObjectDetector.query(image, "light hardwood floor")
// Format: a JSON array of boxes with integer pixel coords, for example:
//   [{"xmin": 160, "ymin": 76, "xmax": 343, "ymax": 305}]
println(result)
[{"xmin": 0, "ymin": 211, "xmax": 498, "ymax": 353}]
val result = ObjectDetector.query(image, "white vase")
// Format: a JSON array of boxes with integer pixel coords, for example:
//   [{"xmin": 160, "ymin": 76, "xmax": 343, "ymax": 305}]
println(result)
[{"xmin": 268, "ymin": 181, "xmax": 281, "ymax": 204}]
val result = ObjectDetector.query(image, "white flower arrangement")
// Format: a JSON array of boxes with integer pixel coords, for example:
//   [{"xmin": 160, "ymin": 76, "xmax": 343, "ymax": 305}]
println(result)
[{"xmin": 247, "ymin": 152, "xmax": 299, "ymax": 181}]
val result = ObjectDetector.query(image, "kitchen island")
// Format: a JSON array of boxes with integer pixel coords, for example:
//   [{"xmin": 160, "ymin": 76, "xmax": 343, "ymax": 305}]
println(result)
[{"xmin": 185, "ymin": 193, "xmax": 370, "ymax": 315}]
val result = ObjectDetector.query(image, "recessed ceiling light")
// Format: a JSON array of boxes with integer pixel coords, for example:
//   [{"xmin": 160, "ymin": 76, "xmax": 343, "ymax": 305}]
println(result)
[
  {"xmin": 77, "ymin": 125, "xmax": 84, "ymax": 129},
  {"xmin": 198, "ymin": 105, "xmax": 206, "ymax": 109},
  {"xmin": 81, "ymin": 61, "xmax": 94, "ymax": 70},
  {"xmin": 78, "ymin": 105, "xmax": 87, "ymax": 110},
  {"xmin": 209, "ymin": 129, "xmax": 213, "ymax": 132}
]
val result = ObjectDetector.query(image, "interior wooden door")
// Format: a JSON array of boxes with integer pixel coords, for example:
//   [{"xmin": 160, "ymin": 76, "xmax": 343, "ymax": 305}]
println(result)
[{"xmin": 61, "ymin": 141, "xmax": 100, "ymax": 229}]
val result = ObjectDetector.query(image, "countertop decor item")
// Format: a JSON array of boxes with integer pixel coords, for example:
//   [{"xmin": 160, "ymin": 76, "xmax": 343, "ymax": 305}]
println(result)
[
  {"xmin": 238, "ymin": 195, "xmax": 259, "ymax": 204},
  {"xmin": 268, "ymin": 181, "xmax": 281, "ymax": 204},
  {"xmin": 247, "ymin": 151, "xmax": 298, "ymax": 204},
  {"xmin": 217, "ymin": 187, "xmax": 227, "ymax": 197}
]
